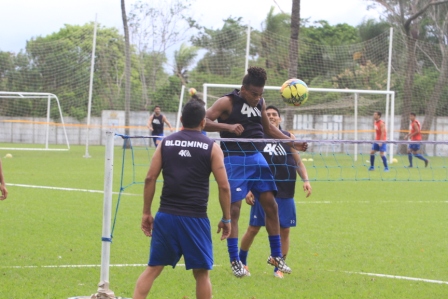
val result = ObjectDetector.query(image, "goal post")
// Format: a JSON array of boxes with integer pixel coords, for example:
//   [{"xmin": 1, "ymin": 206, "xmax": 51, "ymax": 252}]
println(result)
[
  {"xmin": 202, "ymin": 84, "xmax": 396, "ymax": 162},
  {"xmin": 0, "ymin": 91, "xmax": 70, "ymax": 151}
]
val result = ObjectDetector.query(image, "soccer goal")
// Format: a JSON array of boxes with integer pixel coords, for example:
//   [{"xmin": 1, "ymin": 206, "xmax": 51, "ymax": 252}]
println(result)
[
  {"xmin": 0, "ymin": 91, "xmax": 70, "ymax": 151},
  {"xmin": 202, "ymin": 83, "xmax": 396, "ymax": 162}
]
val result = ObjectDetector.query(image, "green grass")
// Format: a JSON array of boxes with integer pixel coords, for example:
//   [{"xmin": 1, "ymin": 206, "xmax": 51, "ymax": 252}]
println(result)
[{"xmin": 1, "ymin": 144, "xmax": 447, "ymax": 298}]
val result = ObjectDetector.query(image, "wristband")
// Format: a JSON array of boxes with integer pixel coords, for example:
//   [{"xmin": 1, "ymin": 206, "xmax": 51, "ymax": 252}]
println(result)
[{"xmin": 221, "ymin": 218, "xmax": 231, "ymax": 223}]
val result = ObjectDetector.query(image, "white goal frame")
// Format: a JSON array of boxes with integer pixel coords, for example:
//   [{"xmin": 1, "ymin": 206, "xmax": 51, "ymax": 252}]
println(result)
[
  {"xmin": 0, "ymin": 91, "xmax": 70, "ymax": 151},
  {"xmin": 202, "ymin": 84, "xmax": 396, "ymax": 162}
]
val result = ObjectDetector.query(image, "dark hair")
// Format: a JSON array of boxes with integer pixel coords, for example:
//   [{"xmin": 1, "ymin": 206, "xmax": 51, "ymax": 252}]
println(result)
[
  {"xmin": 375, "ymin": 111, "xmax": 382, "ymax": 117},
  {"xmin": 242, "ymin": 66, "xmax": 267, "ymax": 87},
  {"xmin": 266, "ymin": 105, "xmax": 280, "ymax": 117},
  {"xmin": 153, "ymin": 105, "xmax": 160, "ymax": 111},
  {"xmin": 182, "ymin": 100, "xmax": 206, "ymax": 128},
  {"xmin": 189, "ymin": 97, "xmax": 206, "ymax": 106},
  {"xmin": 410, "ymin": 112, "xmax": 416, "ymax": 117}
]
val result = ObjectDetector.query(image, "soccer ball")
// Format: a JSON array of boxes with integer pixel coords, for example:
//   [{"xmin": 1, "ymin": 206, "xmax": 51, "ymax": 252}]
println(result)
[
  {"xmin": 188, "ymin": 87, "xmax": 197, "ymax": 96},
  {"xmin": 4, "ymin": 153, "xmax": 12, "ymax": 158},
  {"xmin": 392, "ymin": 158, "xmax": 398, "ymax": 163},
  {"xmin": 280, "ymin": 78, "xmax": 309, "ymax": 106}
]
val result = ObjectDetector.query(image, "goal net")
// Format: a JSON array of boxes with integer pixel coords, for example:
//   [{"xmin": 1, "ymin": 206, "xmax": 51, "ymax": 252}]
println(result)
[
  {"xmin": 203, "ymin": 83, "xmax": 397, "ymax": 161},
  {"xmin": 0, "ymin": 91, "xmax": 70, "ymax": 150}
]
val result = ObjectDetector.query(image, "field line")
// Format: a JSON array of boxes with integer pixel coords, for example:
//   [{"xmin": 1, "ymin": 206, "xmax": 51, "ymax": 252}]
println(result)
[
  {"xmin": 1, "ymin": 263, "xmax": 223, "ymax": 269},
  {"xmin": 297, "ymin": 200, "xmax": 448, "ymax": 204},
  {"xmin": 8, "ymin": 183, "xmax": 139, "ymax": 196},
  {"xmin": 340, "ymin": 270, "xmax": 448, "ymax": 285}
]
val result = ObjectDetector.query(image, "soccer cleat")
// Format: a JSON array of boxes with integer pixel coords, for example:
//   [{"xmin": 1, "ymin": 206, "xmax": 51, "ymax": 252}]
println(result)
[
  {"xmin": 406, "ymin": 165, "xmax": 413, "ymax": 168},
  {"xmin": 267, "ymin": 256, "xmax": 291, "ymax": 274},
  {"xmin": 231, "ymin": 260, "xmax": 248, "ymax": 278},
  {"xmin": 425, "ymin": 160, "xmax": 429, "ymax": 168},
  {"xmin": 384, "ymin": 167, "xmax": 389, "ymax": 172},
  {"xmin": 368, "ymin": 166, "xmax": 375, "ymax": 171},
  {"xmin": 243, "ymin": 265, "xmax": 251, "ymax": 277},
  {"xmin": 274, "ymin": 270, "xmax": 284, "ymax": 278}
]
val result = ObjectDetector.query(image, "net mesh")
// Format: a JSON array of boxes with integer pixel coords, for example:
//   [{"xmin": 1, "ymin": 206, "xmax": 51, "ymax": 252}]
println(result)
[{"xmin": 0, "ymin": 22, "xmax": 447, "ymax": 150}]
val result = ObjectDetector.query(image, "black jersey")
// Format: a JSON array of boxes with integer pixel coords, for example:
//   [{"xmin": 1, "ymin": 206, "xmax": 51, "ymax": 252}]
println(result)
[
  {"xmin": 151, "ymin": 114, "xmax": 164, "ymax": 135},
  {"xmin": 159, "ymin": 130, "xmax": 214, "ymax": 218},
  {"xmin": 261, "ymin": 130, "xmax": 297, "ymax": 198},
  {"xmin": 218, "ymin": 89, "xmax": 264, "ymax": 155}
]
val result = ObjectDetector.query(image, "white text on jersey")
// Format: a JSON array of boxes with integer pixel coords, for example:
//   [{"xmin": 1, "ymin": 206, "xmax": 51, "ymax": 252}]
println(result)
[
  {"xmin": 241, "ymin": 103, "xmax": 261, "ymax": 117},
  {"xmin": 165, "ymin": 140, "xmax": 209, "ymax": 150}
]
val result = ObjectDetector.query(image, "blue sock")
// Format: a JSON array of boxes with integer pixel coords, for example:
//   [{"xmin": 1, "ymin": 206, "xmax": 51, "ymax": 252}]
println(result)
[
  {"xmin": 415, "ymin": 154, "xmax": 427, "ymax": 162},
  {"xmin": 381, "ymin": 155, "xmax": 388, "ymax": 168},
  {"xmin": 227, "ymin": 238, "xmax": 239, "ymax": 262},
  {"xmin": 408, "ymin": 153, "xmax": 413, "ymax": 166},
  {"xmin": 268, "ymin": 235, "xmax": 282, "ymax": 257},
  {"xmin": 239, "ymin": 249, "xmax": 248, "ymax": 265},
  {"xmin": 370, "ymin": 154, "xmax": 375, "ymax": 166}
]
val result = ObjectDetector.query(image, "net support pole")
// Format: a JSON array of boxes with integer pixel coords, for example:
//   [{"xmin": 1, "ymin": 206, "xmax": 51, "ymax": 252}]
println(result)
[
  {"xmin": 84, "ymin": 14, "xmax": 98, "ymax": 158},
  {"xmin": 354, "ymin": 93, "xmax": 358, "ymax": 161},
  {"xmin": 244, "ymin": 21, "xmax": 250, "ymax": 74},
  {"xmin": 45, "ymin": 95, "xmax": 51, "ymax": 149},
  {"xmin": 175, "ymin": 85, "xmax": 185, "ymax": 132},
  {"xmin": 98, "ymin": 130, "xmax": 114, "ymax": 296}
]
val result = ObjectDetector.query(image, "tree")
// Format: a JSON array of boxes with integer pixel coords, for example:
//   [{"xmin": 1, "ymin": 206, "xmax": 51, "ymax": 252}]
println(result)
[
  {"xmin": 173, "ymin": 43, "xmax": 198, "ymax": 85},
  {"xmin": 122, "ymin": 0, "xmax": 132, "ymax": 139},
  {"xmin": 421, "ymin": 4, "xmax": 448, "ymax": 139},
  {"xmin": 128, "ymin": 0, "xmax": 197, "ymax": 108}
]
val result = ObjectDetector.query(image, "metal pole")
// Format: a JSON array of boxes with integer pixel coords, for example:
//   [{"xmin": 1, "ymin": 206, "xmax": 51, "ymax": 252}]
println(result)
[
  {"xmin": 84, "ymin": 14, "xmax": 98, "ymax": 158},
  {"xmin": 244, "ymin": 22, "xmax": 251, "ymax": 74},
  {"xmin": 175, "ymin": 85, "xmax": 186, "ymax": 132},
  {"xmin": 354, "ymin": 93, "xmax": 358, "ymax": 161},
  {"xmin": 389, "ymin": 92, "xmax": 395, "ymax": 162},
  {"xmin": 99, "ymin": 131, "xmax": 114, "ymax": 292},
  {"xmin": 386, "ymin": 27, "xmax": 393, "ymax": 162},
  {"xmin": 45, "ymin": 95, "xmax": 51, "ymax": 149}
]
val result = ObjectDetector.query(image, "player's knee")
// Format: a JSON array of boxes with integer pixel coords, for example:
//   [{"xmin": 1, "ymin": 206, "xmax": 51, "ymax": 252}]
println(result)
[{"xmin": 247, "ymin": 225, "xmax": 261, "ymax": 236}]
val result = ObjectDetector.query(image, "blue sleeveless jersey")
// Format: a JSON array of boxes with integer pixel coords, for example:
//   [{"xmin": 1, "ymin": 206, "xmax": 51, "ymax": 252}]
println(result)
[
  {"xmin": 261, "ymin": 130, "xmax": 296, "ymax": 198},
  {"xmin": 159, "ymin": 130, "xmax": 214, "ymax": 218},
  {"xmin": 218, "ymin": 89, "xmax": 265, "ymax": 155},
  {"xmin": 151, "ymin": 114, "xmax": 164, "ymax": 135}
]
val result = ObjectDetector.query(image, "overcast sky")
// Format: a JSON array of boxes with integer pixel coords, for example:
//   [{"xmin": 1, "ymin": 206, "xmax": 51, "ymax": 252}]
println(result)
[{"xmin": 0, "ymin": 0, "xmax": 381, "ymax": 53}]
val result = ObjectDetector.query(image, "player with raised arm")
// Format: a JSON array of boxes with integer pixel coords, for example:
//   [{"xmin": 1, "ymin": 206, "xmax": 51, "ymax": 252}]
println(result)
[
  {"xmin": 239, "ymin": 105, "xmax": 312, "ymax": 278},
  {"xmin": 369, "ymin": 111, "xmax": 389, "ymax": 172},
  {"xmin": 204, "ymin": 66, "xmax": 307, "ymax": 278},
  {"xmin": 404, "ymin": 112, "xmax": 429, "ymax": 168},
  {"xmin": 133, "ymin": 100, "xmax": 231, "ymax": 299},
  {"xmin": 147, "ymin": 105, "xmax": 173, "ymax": 147}
]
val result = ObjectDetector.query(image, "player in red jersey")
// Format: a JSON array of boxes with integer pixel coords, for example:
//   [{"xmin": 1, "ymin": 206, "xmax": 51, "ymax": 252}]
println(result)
[
  {"xmin": 404, "ymin": 113, "xmax": 429, "ymax": 168},
  {"xmin": 369, "ymin": 111, "xmax": 389, "ymax": 172}
]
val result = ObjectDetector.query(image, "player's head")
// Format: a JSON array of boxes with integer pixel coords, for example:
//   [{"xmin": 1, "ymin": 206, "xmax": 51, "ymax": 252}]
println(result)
[
  {"xmin": 373, "ymin": 111, "xmax": 382, "ymax": 120},
  {"xmin": 240, "ymin": 66, "xmax": 267, "ymax": 107},
  {"xmin": 181, "ymin": 99, "xmax": 206, "ymax": 129},
  {"xmin": 153, "ymin": 105, "xmax": 161, "ymax": 115},
  {"xmin": 410, "ymin": 112, "xmax": 416, "ymax": 121},
  {"xmin": 266, "ymin": 105, "xmax": 281, "ymax": 129}
]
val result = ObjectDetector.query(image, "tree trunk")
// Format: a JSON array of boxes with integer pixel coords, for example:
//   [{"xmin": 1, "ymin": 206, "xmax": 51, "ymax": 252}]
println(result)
[
  {"xmin": 286, "ymin": 0, "xmax": 300, "ymax": 131},
  {"xmin": 121, "ymin": 0, "xmax": 132, "ymax": 145},
  {"xmin": 398, "ymin": 37, "xmax": 417, "ymax": 154},
  {"xmin": 422, "ymin": 50, "xmax": 448, "ymax": 139}
]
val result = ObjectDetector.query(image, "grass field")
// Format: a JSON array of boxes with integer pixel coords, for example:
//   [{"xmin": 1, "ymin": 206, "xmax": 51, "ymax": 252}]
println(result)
[{"xmin": 1, "ymin": 143, "xmax": 447, "ymax": 298}]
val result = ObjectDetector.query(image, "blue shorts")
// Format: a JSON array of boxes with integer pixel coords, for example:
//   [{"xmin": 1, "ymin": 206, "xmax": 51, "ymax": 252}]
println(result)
[
  {"xmin": 372, "ymin": 143, "xmax": 387, "ymax": 152},
  {"xmin": 409, "ymin": 144, "xmax": 421, "ymax": 151},
  {"xmin": 152, "ymin": 133, "xmax": 163, "ymax": 146},
  {"xmin": 224, "ymin": 153, "xmax": 277, "ymax": 203},
  {"xmin": 148, "ymin": 212, "xmax": 213, "ymax": 270},
  {"xmin": 249, "ymin": 197, "xmax": 296, "ymax": 228}
]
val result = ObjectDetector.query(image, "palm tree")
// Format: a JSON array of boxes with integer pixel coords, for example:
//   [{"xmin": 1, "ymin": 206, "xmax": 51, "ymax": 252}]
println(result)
[{"xmin": 174, "ymin": 43, "xmax": 198, "ymax": 85}]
